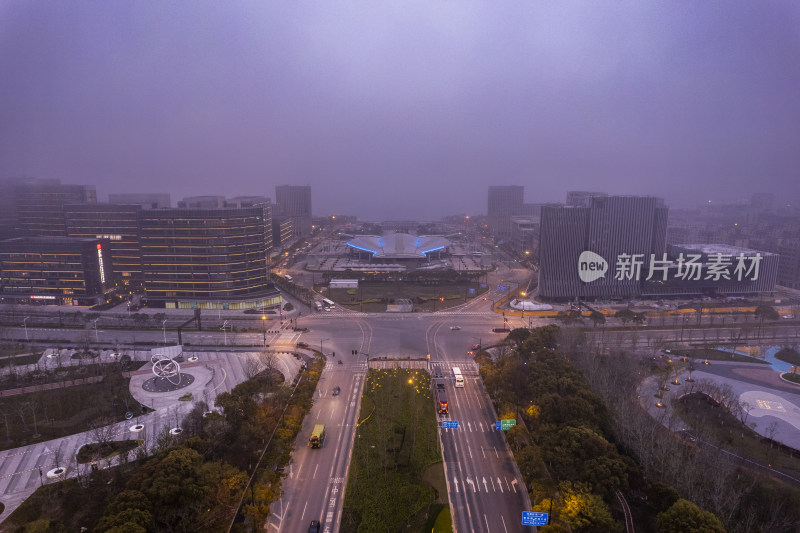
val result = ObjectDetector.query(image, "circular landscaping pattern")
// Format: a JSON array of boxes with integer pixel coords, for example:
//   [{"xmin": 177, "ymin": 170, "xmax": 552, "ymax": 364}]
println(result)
[
  {"xmin": 141, "ymin": 373, "xmax": 195, "ymax": 392},
  {"xmin": 169, "ymin": 427, "xmax": 183, "ymax": 436},
  {"xmin": 129, "ymin": 424, "xmax": 145, "ymax": 433},
  {"xmin": 46, "ymin": 467, "xmax": 66, "ymax": 479},
  {"xmin": 187, "ymin": 355, "xmax": 199, "ymax": 362}
]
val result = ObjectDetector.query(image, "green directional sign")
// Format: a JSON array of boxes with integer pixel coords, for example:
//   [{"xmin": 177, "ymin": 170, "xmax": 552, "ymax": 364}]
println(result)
[{"xmin": 500, "ymin": 419, "xmax": 516, "ymax": 431}]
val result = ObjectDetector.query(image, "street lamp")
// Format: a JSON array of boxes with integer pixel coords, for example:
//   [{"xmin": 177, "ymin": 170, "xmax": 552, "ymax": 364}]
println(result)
[
  {"xmin": 221, "ymin": 320, "xmax": 230, "ymax": 345},
  {"xmin": 23, "ymin": 316, "xmax": 30, "ymax": 341},
  {"xmin": 162, "ymin": 319, "xmax": 168, "ymax": 345},
  {"xmin": 261, "ymin": 316, "xmax": 267, "ymax": 346},
  {"xmin": 92, "ymin": 318, "xmax": 100, "ymax": 343},
  {"xmin": 320, "ymin": 337, "xmax": 329, "ymax": 355}
]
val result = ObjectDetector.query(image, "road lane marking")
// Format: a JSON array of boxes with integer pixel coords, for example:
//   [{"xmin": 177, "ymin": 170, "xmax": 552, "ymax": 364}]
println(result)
[
  {"xmin": 501, "ymin": 514, "xmax": 508, "ymax": 533},
  {"xmin": 485, "ymin": 514, "xmax": 490, "ymax": 531},
  {"xmin": 313, "ymin": 464, "xmax": 319, "ymax": 479},
  {"xmin": 504, "ymin": 477, "xmax": 510, "ymax": 491},
  {"xmin": 301, "ymin": 501, "xmax": 307, "ymax": 520}
]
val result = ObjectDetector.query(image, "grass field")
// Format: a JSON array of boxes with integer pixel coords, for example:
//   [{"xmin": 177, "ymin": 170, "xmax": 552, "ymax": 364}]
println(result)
[
  {"xmin": 327, "ymin": 281, "xmax": 487, "ymax": 313},
  {"xmin": 673, "ymin": 348, "xmax": 771, "ymax": 364},
  {"xmin": 341, "ymin": 369, "xmax": 445, "ymax": 532}
]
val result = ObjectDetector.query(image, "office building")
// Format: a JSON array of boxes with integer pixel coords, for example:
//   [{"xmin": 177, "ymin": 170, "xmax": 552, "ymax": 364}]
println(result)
[
  {"xmin": 108, "ymin": 193, "xmax": 171, "ymax": 209},
  {"xmin": 272, "ymin": 216, "xmax": 293, "ymax": 250},
  {"xmin": 487, "ymin": 186, "xmax": 523, "ymax": 242},
  {"xmin": 139, "ymin": 207, "xmax": 277, "ymax": 309},
  {"xmin": 276, "ymin": 185, "xmax": 312, "ymax": 238},
  {"xmin": 64, "ymin": 204, "xmax": 144, "ymax": 289},
  {"xmin": 539, "ymin": 196, "xmax": 669, "ymax": 300},
  {"xmin": 0, "ymin": 237, "xmax": 113, "ymax": 306},
  {"xmin": 13, "ymin": 179, "xmax": 96, "ymax": 237},
  {"xmin": 566, "ymin": 191, "xmax": 607, "ymax": 208}
]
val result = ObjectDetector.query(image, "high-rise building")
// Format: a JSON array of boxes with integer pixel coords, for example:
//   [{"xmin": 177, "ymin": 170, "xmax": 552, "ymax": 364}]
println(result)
[
  {"xmin": 539, "ymin": 196, "xmax": 668, "ymax": 300},
  {"xmin": 12, "ymin": 179, "xmax": 96, "ymax": 237},
  {"xmin": 64, "ymin": 203, "xmax": 144, "ymax": 289},
  {"xmin": 487, "ymin": 186, "xmax": 523, "ymax": 242},
  {"xmin": 139, "ymin": 207, "xmax": 277, "ymax": 309},
  {"xmin": 108, "ymin": 193, "xmax": 171, "ymax": 208},
  {"xmin": 276, "ymin": 185, "xmax": 312, "ymax": 238},
  {"xmin": 272, "ymin": 216, "xmax": 293, "ymax": 250}
]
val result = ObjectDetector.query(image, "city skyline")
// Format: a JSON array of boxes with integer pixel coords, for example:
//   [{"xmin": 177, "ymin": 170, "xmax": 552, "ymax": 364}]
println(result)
[{"xmin": 2, "ymin": 2, "xmax": 799, "ymax": 220}]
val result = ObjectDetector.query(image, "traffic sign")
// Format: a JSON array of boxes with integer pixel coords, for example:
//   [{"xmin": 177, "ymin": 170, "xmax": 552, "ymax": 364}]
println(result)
[
  {"xmin": 522, "ymin": 511, "xmax": 548, "ymax": 526},
  {"xmin": 497, "ymin": 419, "xmax": 516, "ymax": 431},
  {"xmin": 498, "ymin": 284, "xmax": 507, "ymax": 291},
  {"xmin": 441, "ymin": 420, "xmax": 459, "ymax": 429}
]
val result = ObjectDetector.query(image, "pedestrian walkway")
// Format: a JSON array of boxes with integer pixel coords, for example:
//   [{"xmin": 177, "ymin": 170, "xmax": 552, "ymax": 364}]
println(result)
[{"xmin": 0, "ymin": 348, "xmax": 302, "ymax": 521}]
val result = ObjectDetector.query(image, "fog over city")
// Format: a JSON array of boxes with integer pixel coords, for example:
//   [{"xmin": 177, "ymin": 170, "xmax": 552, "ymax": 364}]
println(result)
[{"xmin": 2, "ymin": 1, "xmax": 799, "ymax": 219}]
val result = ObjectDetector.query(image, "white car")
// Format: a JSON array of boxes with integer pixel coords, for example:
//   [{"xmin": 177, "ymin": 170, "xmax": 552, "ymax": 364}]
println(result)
[
  {"xmin": 783, "ymin": 314, "xmax": 794, "ymax": 320},
  {"xmin": 450, "ymin": 325, "xmax": 461, "ymax": 330}
]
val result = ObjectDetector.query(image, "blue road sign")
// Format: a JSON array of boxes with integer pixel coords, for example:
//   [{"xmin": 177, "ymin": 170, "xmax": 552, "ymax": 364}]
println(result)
[
  {"xmin": 522, "ymin": 512, "xmax": 548, "ymax": 526},
  {"xmin": 442, "ymin": 420, "xmax": 459, "ymax": 429},
  {"xmin": 480, "ymin": 283, "xmax": 487, "ymax": 288},
  {"xmin": 469, "ymin": 288, "xmax": 476, "ymax": 295},
  {"xmin": 495, "ymin": 421, "xmax": 501, "ymax": 431},
  {"xmin": 498, "ymin": 284, "xmax": 507, "ymax": 291}
]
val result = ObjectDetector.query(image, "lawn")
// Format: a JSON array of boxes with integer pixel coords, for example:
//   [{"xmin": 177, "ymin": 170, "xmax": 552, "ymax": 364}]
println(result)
[
  {"xmin": 672, "ymin": 348, "xmax": 770, "ymax": 364},
  {"xmin": 0, "ymin": 369, "xmax": 149, "ymax": 450},
  {"xmin": 327, "ymin": 281, "xmax": 487, "ymax": 313},
  {"xmin": 341, "ymin": 369, "xmax": 444, "ymax": 532}
]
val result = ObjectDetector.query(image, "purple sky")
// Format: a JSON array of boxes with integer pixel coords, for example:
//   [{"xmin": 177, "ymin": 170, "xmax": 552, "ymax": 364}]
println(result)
[{"xmin": 2, "ymin": 1, "xmax": 799, "ymax": 220}]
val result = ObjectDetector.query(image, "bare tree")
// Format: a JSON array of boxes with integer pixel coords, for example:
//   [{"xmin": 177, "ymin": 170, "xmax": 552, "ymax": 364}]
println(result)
[
  {"xmin": 258, "ymin": 350, "xmax": 278, "ymax": 385},
  {"xmin": 243, "ymin": 356, "xmax": 261, "ymax": 380}
]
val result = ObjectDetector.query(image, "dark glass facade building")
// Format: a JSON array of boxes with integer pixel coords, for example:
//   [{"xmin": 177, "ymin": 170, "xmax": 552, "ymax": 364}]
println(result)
[{"xmin": 276, "ymin": 185, "xmax": 312, "ymax": 238}]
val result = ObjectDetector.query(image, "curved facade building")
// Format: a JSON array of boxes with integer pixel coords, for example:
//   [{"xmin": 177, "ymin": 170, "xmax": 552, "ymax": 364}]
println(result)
[{"xmin": 140, "ymin": 207, "xmax": 278, "ymax": 309}]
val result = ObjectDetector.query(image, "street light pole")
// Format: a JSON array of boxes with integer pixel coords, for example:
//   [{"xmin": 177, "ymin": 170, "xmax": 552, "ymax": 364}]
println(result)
[
  {"xmin": 162, "ymin": 320, "xmax": 167, "ymax": 345},
  {"xmin": 23, "ymin": 316, "xmax": 30, "ymax": 341},
  {"xmin": 93, "ymin": 318, "xmax": 100, "ymax": 343},
  {"xmin": 221, "ymin": 320, "xmax": 230, "ymax": 345},
  {"xmin": 262, "ymin": 316, "xmax": 267, "ymax": 346},
  {"xmin": 320, "ymin": 337, "xmax": 329, "ymax": 355}
]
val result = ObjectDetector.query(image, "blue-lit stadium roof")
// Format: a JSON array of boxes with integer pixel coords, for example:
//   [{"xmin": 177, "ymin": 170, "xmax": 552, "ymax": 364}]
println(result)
[{"xmin": 345, "ymin": 232, "xmax": 450, "ymax": 259}]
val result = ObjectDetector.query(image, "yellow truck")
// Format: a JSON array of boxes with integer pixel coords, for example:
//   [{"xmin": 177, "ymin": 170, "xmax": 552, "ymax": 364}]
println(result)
[{"xmin": 309, "ymin": 424, "xmax": 325, "ymax": 448}]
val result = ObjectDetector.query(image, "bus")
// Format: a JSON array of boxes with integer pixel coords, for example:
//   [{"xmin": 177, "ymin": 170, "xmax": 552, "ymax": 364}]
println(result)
[
  {"xmin": 452, "ymin": 367, "xmax": 464, "ymax": 388},
  {"xmin": 284, "ymin": 274, "xmax": 293, "ymax": 283},
  {"xmin": 322, "ymin": 298, "xmax": 336, "ymax": 309},
  {"xmin": 314, "ymin": 301, "xmax": 323, "ymax": 312},
  {"xmin": 309, "ymin": 424, "xmax": 325, "ymax": 448},
  {"xmin": 435, "ymin": 381, "xmax": 448, "ymax": 414}
]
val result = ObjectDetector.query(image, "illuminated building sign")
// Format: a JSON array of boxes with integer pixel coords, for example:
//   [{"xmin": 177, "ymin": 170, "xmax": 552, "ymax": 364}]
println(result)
[
  {"xmin": 95, "ymin": 234, "xmax": 122, "ymax": 241},
  {"xmin": 97, "ymin": 243, "xmax": 106, "ymax": 284},
  {"xmin": 31, "ymin": 295, "xmax": 56, "ymax": 300}
]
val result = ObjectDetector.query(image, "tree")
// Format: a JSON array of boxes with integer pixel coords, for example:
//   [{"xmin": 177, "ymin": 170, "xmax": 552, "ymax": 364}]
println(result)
[
  {"xmin": 775, "ymin": 347, "xmax": 800, "ymax": 374},
  {"xmin": 614, "ymin": 309, "xmax": 637, "ymax": 324},
  {"xmin": 589, "ymin": 311, "xmax": 606, "ymax": 328},
  {"xmin": 559, "ymin": 483, "xmax": 617, "ymax": 533},
  {"xmin": 656, "ymin": 499, "xmax": 725, "ymax": 533}
]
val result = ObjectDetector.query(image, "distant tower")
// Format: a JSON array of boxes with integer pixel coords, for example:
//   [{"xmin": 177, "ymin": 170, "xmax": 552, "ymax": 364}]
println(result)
[
  {"xmin": 276, "ymin": 185, "xmax": 312, "ymax": 238},
  {"xmin": 487, "ymin": 186, "xmax": 524, "ymax": 242}
]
